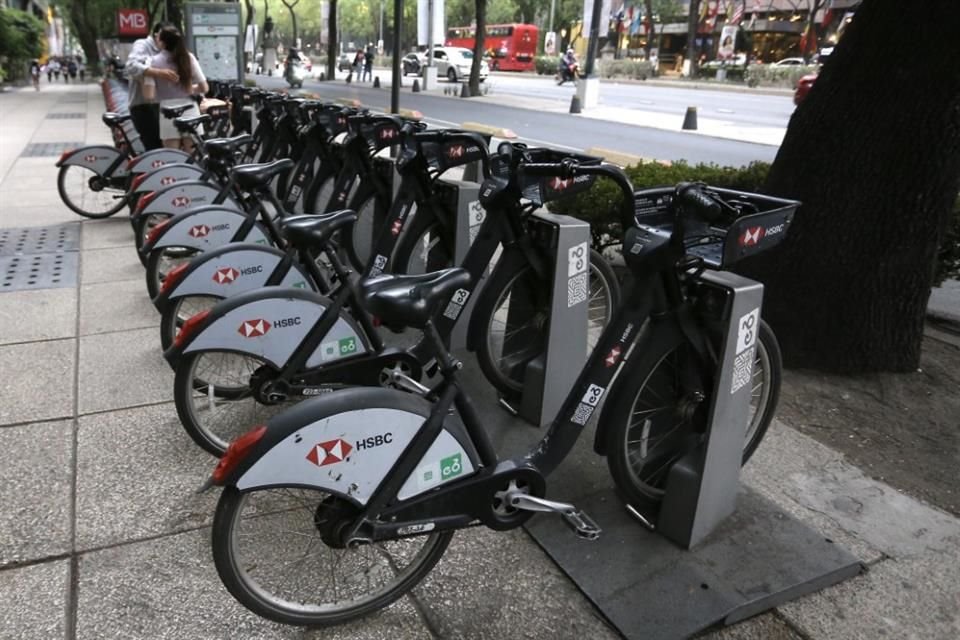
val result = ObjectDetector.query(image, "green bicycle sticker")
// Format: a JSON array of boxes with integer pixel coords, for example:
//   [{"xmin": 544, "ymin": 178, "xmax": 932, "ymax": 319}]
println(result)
[
  {"xmin": 320, "ymin": 336, "xmax": 360, "ymax": 361},
  {"xmin": 440, "ymin": 453, "xmax": 462, "ymax": 480}
]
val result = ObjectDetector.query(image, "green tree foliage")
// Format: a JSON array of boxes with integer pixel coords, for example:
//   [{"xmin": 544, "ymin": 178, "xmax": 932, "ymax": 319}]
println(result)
[{"xmin": 0, "ymin": 8, "xmax": 46, "ymax": 62}]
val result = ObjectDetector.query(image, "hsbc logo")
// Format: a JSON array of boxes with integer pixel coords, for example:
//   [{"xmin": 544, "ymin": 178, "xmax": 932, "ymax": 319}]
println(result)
[
  {"xmin": 447, "ymin": 144, "xmax": 464, "ymax": 159},
  {"xmin": 272, "ymin": 317, "xmax": 302, "ymax": 329},
  {"xmin": 151, "ymin": 160, "xmax": 165, "ymax": 168},
  {"xmin": 739, "ymin": 226, "xmax": 765, "ymax": 247},
  {"xmin": 84, "ymin": 154, "xmax": 98, "ymax": 163},
  {"xmin": 237, "ymin": 318, "xmax": 270, "ymax": 338},
  {"xmin": 172, "ymin": 196, "xmax": 191, "ymax": 207},
  {"xmin": 160, "ymin": 176, "xmax": 177, "ymax": 186},
  {"xmin": 240, "ymin": 265, "xmax": 263, "ymax": 276},
  {"xmin": 306, "ymin": 438, "xmax": 353, "ymax": 466},
  {"xmin": 605, "ymin": 345, "xmax": 621, "ymax": 367},
  {"xmin": 379, "ymin": 127, "xmax": 398, "ymax": 140},
  {"xmin": 391, "ymin": 220, "xmax": 403, "ymax": 236},
  {"xmin": 549, "ymin": 177, "xmax": 572, "ymax": 191},
  {"xmin": 212, "ymin": 267, "xmax": 239, "ymax": 284},
  {"xmin": 188, "ymin": 224, "xmax": 210, "ymax": 238}
]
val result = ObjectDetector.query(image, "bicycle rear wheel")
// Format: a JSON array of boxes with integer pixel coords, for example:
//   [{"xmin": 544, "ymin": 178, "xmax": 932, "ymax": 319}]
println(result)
[
  {"xmin": 213, "ymin": 485, "xmax": 453, "ymax": 626},
  {"xmin": 159, "ymin": 294, "xmax": 222, "ymax": 352},
  {"xmin": 604, "ymin": 320, "xmax": 781, "ymax": 513},
  {"xmin": 477, "ymin": 249, "xmax": 620, "ymax": 396},
  {"xmin": 391, "ymin": 210, "xmax": 453, "ymax": 275},
  {"xmin": 57, "ymin": 164, "xmax": 127, "ymax": 219}
]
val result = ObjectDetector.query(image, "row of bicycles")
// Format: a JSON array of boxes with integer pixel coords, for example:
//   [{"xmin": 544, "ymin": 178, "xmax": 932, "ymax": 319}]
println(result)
[{"xmin": 56, "ymin": 80, "xmax": 799, "ymax": 627}]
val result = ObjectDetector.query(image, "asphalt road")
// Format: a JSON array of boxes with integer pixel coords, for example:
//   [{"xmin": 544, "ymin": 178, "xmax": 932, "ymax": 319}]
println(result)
[{"xmin": 250, "ymin": 72, "xmax": 780, "ymax": 166}]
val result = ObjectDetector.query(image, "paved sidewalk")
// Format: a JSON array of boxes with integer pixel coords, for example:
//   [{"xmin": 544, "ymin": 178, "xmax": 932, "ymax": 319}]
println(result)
[{"xmin": 1, "ymin": 82, "xmax": 958, "ymax": 640}]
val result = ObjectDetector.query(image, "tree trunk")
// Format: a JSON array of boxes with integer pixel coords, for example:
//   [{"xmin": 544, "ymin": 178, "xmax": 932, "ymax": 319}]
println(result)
[
  {"xmin": 243, "ymin": 0, "xmax": 255, "ymax": 68},
  {"xmin": 469, "ymin": 0, "xmax": 485, "ymax": 96},
  {"xmin": 66, "ymin": 5, "xmax": 100, "ymax": 75},
  {"xmin": 644, "ymin": 0, "xmax": 654, "ymax": 58},
  {"xmin": 326, "ymin": 0, "xmax": 338, "ymax": 81},
  {"xmin": 739, "ymin": 0, "xmax": 960, "ymax": 373},
  {"xmin": 686, "ymin": 0, "xmax": 700, "ymax": 76}
]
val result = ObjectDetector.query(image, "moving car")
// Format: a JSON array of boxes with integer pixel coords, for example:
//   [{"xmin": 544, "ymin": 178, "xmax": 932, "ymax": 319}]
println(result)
[
  {"xmin": 773, "ymin": 57, "xmax": 807, "ymax": 66},
  {"xmin": 338, "ymin": 51, "xmax": 355, "ymax": 72},
  {"xmin": 431, "ymin": 46, "xmax": 489, "ymax": 82},
  {"xmin": 794, "ymin": 73, "xmax": 817, "ymax": 105}
]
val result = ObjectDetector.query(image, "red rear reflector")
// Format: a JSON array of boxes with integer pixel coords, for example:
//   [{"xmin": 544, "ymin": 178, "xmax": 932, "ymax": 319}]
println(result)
[
  {"xmin": 213, "ymin": 425, "xmax": 267, "ymax": 481},
  {"xmin": 174, "ymin": 309, "xmax": 212, "ymax": 349},
  {"xmin": 137, "ymin": 191, "xmax": 158, "ymax": 213},
  {"xmin": 131, "ymin": 172, "xmax": 148, "ymax": 192},
  {"xmin": 372, "ymin": 316, "xmax": 382, "ymax": 327},
  {"xmin": 145, "ymin": 218, "xmax": 172, "ymax": 247},
  {"xmin": 57, "ymin": 150, "xmax": 73, "ymax": 166},
  {"xmin": 159, "ymin": 262, "xmax": 190, "ymax": 295}
]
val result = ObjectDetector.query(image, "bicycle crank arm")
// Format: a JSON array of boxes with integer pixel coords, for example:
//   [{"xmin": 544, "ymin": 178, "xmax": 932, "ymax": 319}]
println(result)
[{"xmin": 506, "ymin": 492, "xmax": 601, "ymax": 540}]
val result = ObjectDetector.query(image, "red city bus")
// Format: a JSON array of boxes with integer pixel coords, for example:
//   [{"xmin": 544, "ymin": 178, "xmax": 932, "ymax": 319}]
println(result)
[{"xmin": 445, "ymin": 23, "xmax": 539, "ymax": 71}]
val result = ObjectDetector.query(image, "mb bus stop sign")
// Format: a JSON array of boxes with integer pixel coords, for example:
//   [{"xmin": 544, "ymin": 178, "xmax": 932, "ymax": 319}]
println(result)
[{"xmin": 184, "ymin": 2, "xmax": 244, "ymax": 82}]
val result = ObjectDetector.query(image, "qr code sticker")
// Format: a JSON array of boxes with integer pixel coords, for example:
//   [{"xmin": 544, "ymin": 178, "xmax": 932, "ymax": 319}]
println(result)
[
  {"xmin": 567, "ymin": 272, "xmax": 588, "ymax": 307},
  {"xmin": 442, "ymin": 300, "xmax": 462, "ymax": 320},
  {"xmin": 730, "ymin": 346, "xmax": 755, "ymax": 394},
  {"xmin": 570, "ymin": 402, "xmax": 595, "ymax": 426}
]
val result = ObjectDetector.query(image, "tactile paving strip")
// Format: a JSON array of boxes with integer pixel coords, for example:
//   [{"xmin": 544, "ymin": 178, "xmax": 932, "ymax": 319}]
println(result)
[
  {"xmin": 0, "ymin": 224, "xmax": 80, "ymax": 292},
  {"xmin": 46, "ymin": 113, "xmax": 85, "ymax": 119},
  {"xmin": 19, "ymin": 142, "xmax": 85, "ymax": 157},
  {"xmin": 0, "ymin": 253, "xmax": 79, "ymax": 292},
  {"xmin": 0, "ymin": 225, "xmax": 80, "ymax": 257}
]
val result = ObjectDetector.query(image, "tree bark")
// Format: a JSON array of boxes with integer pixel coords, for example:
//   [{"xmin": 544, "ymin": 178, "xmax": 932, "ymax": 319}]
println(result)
[
  {"xmin": 644, "ymin": 0, "xmax": 654, "ymax": 58},
  {"xmin": 686, "ymin": 0, "xmax": 701, "ymax": 76},
  {"xmin": 66, "ymin": 3, "xmax": 100, "ymax": 75},
  {"xmin": 281, "ymin": 0, "xmax": 300, "ymax": 46},
  {"xmin": 326, "ymin": 0, "xmax": 338, "ymax": 81},
  {"xmin": 469, "ymin": 0, "xmax": 485, "ymax": 96},
  {"xmin": 739, "ymin": 0, "xmax": 960, "ymax": 373}
]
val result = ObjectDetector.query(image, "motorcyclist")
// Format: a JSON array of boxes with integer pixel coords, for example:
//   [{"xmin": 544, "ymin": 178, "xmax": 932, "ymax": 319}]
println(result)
[
  {"xmin": 558, "ymin": 48, "xmax": 579, "ymax": 85},
  {"xmin": 284, "ymin": 47, "xmax": 305, "ymax": 87}
]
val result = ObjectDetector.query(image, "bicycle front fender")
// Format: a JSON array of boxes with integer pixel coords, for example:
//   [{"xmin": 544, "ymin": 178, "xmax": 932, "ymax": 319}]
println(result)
[
  {"xmin": 127, "ymin": 148, "xmax": 192, "ymax": 174},
  {"xmin": 56, "ymin": 145, "xmax": 126, "ymax": 177},
  {"xmin": 132, "ymin": 163, "xmax": 206, "ymax": 194},
  {"xmin": 224, "ymin": 388, "xmax": 478, "ymax": 508},
  {"xmin": 464, "ymin": 247, "xmax": 529, "ymax": 353},
  {"xmin": 140, "ymin": 207, "xmax": 270, "ymax": 255},
  {"xmin": 168, "ymin": 288, "xmax": 369, "ymax": 370},
  {"xmin": 134, "ymin": 180, "xmax": 237, "ymax": 218},
  {"xmin": 154, "ymin": 243, "xmax": 311, "ymax": 309}
]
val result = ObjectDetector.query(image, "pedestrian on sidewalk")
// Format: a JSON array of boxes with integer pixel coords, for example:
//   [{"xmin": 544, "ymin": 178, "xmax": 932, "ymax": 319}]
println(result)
[
  {"xmin": 51, "ymin": 58, "xmax": 61, "ymax": 82},
  {"xmin": 352, "ymin": 49, "xmax": 364, "ymax": 80},
  {"xmin": 362, "ymin": 44, "xmax": 374, "ymax": 82},
  {"xmin": 77, "ymin": 57, "xmax": 86, "ymax": 82},
  {"xmin": 143, "ymin": 25, "xmax": 209, "ymax": 151},
  {"xmin": 30, "ymin": 60, "xmax": 41, "ymax": 91},
  {"xmin": 124, "ymin": 22, "xmax": 179, "ymax": 151},
  {"xmin": 67, "ymin": 59, "xmax": 78, "ymax": 82}
]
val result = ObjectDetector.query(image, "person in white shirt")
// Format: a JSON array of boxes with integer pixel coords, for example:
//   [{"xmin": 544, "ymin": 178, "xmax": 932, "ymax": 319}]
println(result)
[{"xmin": 143, "ymin": 25, "xmax": 209, "ymax": 150}]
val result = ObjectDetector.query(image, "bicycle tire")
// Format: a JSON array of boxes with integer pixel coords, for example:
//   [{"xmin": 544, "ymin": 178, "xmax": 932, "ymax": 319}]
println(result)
[
  {"xmin": 56, "ymin": 164, "xmax": 128, "ymax": 219},
  {"xmin": 304, "ymin": 173, "xmax": 335, "ymax": 215},
  {"xmin": 344, "ymin": 192, "xmax": 379, "ymax": 272},
  {"xmin": 133, "ymin": 212, "xmax": 172, "ymax": 266},
  {"xmin": 603, "ymin": 320, "xmax": 781, "ymax": 513},
  {"xmin": 159, "ymin": 294, "xmax": 223, "ymax": 352},
  {"xmin": 174, "ymin": 350, "xmax": 294, "ymax": 456},
  {"xmin": 390, "ymin": 209, "xmax": 453, "ymax": 275},
  {"xmin": 476, "ymin": 249, "xmax": 621, "ymax": 396},
  {"xmin": 213, "ymin": 485, "xmax": 453, "ymax": 626},
  {"xmin": 145, "ymin": 246, "xmax": 200, "ymax": 301}
]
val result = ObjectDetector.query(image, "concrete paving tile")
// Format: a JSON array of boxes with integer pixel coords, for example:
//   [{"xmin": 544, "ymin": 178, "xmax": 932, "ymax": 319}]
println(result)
[
  {"xmin": 79, "ymin": 279, "xmax": 157, "ymax": 336},
  {"xmin": 0, "ymin": 204, "xmax": 80, "ymax": 229},
  {"xmin": 699, "ymin": 613, "xmax": 803, "ymax": 639},
  {"xmin": 80, "ymin": 246, "xmax": 142, "ymax": 285},
  {"xmin": 77, "ymin": 328, "xmax": 171, "ymax": 414},
  {"xmin": 743, "ymin": 422, "xmax": 960, "ymax": 562},
  {"xmin": 0, "ymin": 419, "xmax": 73, "ymax": 565},
  {"xmin": 0, "ymin": 288, "xmax": 77, "ymax": 345},
  {"xmin": 0, "ymin": 188, "xmax": 67, "ymax": 208},
  {"xmin": 0, "ymin": 173, "xmax": 59, "ymax": 192},
  {"xmin": 0, "ymin": 339, "xmax": 75, "ymax": 425},
  {"xmin": 779, "ymin": 538, "xmax": 960, "ymax": 640},
  {"xmin": 0, "ymin": 559, "xmax": 69, "ymax": 640},
  {"xmin": 80, "ymin": 218, "xmax": 136, "ymax": 250},
  {"xmin": 413, "ymin": 527, "xmax": 619, "ymax": 640},
  {"xmin": 75, "ymin": 403, "xmax": 217, "ymax": 549},
  {"xmin": 76, "ymin": 528, "xmax": 432, "ymax": 640}
]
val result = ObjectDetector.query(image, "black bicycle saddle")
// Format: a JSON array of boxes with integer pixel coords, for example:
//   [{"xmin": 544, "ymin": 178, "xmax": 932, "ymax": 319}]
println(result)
[
  {"xmin": 281, "ymin": 211, "xmax": 358, "ymax": 250},
  {"xmin": 231, "ymin": 158, "xmax": 295, "ymax": 190},
  {"xmin": 361, "ymin": 268, "xmax": 472, "ymax": 330}
]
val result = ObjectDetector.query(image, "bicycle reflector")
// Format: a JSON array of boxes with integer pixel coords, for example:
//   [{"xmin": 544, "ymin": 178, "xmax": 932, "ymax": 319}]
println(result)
[
  {"xmin": 159, "ymin": 262, "xmax": 190, "ymax": 295},
  {"xmin": 212, "ymin": 425, "xmax": 267, "ymax": 485},
  {"xmin": 130, "ymin": 172, "xmax": 149, "ymax": 192},
  {"xmin": 145, "ymin": 219, "xmax": 172, "ymax": 247},
  {"xmin": 173, "ymin": 309, "xmax": 211, "ymax": 349},
  {"xmin": 136, "ymin": 191, "xmax": 158, "ymax": 213},
  {"xmin": 55, "ymin": 150, "xmax": 75, "ymax": 167}
]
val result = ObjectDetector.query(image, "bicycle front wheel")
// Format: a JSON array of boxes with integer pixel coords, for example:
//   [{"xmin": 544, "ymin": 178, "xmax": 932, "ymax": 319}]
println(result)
[
  {"xmin": 174, "ymin": 350, "xmax": 295, "ymax": 456},
  {"xmin": 604, "ymin": 320, "xmax": 782, "ymax": 513},
  {"xmin": 213, "ymin": 485, "xmax": 453, "ymax": 626},
  {"xmin": 57, "ymin": 164, "xmax": 128, "ymax": 219},
  {"xmin": 159, "ymin": 294, "xmax": 222, "ymax": 352},
  {"xmin": 477, "ymin": 249, "xmax": 620, "ymax": 396}
]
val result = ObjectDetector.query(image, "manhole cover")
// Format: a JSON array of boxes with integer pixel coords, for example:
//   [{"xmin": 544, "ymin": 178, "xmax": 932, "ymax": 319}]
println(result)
[
  {"xmin": 0, "ymin": 224, "xmax": 80, "ymax": 257},
  {"xmin": 20, "ymin": 142, "xmax": 85, "ymax": 158},
  {"xmin": 0, "ymin": 253, "xmax": 79, "ymax": 291},
  {"xmin": 47, "ymin": 113, "xmax": 85, "ymax": 119}
]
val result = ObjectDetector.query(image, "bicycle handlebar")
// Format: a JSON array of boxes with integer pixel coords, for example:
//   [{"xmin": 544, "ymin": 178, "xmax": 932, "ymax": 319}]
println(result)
[
  {"xmin": 674, "ymin": 182, "xmax": 723, "ymax": 223},
  {"xmin": 521, "ymin": 160, "xmax": 635, "ymax": 228}
]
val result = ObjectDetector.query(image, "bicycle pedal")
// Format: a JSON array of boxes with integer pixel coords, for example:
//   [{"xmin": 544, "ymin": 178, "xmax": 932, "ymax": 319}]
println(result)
[{"xmin": 561, "ymin": 509, "xmax": 601, "ymax": 541}]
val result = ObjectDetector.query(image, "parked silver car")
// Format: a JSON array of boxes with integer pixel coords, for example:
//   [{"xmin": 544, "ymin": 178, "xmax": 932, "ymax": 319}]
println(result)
[{"xmin": 431, "ymin": 46, "xmax": 489, "ymax": 83}]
